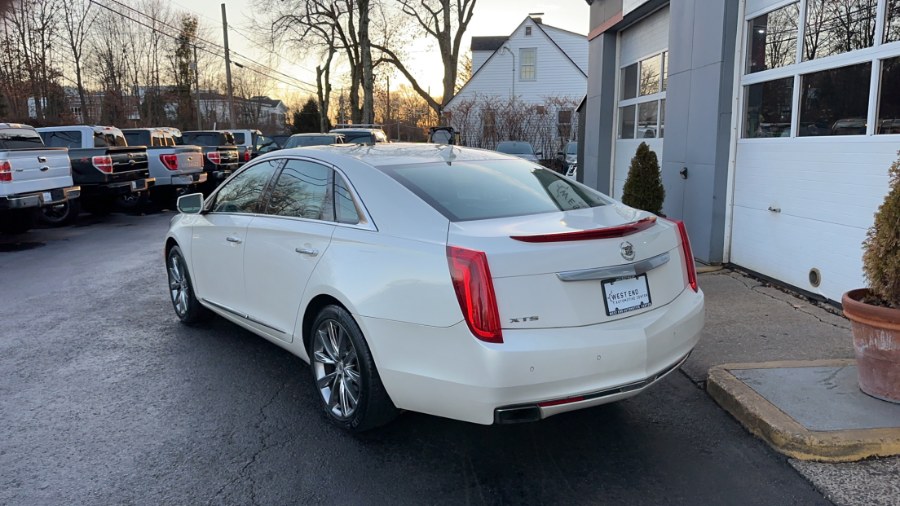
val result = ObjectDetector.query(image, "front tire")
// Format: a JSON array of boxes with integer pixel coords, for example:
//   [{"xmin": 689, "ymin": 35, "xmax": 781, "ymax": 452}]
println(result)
[
  {"xmin": 166, "ymin": 245, "xmax": 211, "ymax": 325},
  {"xmin": 309, "ymin": 305, "xmax": 397, "ymax": 432}
]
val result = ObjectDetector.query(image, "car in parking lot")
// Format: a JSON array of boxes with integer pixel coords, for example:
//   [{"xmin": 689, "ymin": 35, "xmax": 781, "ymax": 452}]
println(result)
[
  {"xmin": 164, "ymin": 144, "xmax": 704, "ymax": 432},
  {"xmin": 329, "ymin": 125, "xmax": 388, "ymax": 144},
  {"xmin": 495, "ymin": 140, "xmax": 541, "ymax": 163},
  {"xmin": 283, "ymin": 133, "xmax": 345, "ymax": 148}
]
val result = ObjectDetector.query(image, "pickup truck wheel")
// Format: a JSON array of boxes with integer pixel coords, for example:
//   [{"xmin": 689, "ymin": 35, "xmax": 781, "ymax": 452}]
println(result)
[
  {"xmin": 39, "ymin": 198, "xmax": 80, "ymax": 227},
  {"xmin": 116, "ymin": 192, "xmax": 148, "ymax": 213},
  {"xmin": 167, "ymin": 245, "xmax": 211, "ymax": 325},
  {"xmin": 0, "ymin": 209, "xmax": 36, "ymax": 234},
  {"xmin": 309, "ymin": 305, "xmax": 398, "ymax": 432}
]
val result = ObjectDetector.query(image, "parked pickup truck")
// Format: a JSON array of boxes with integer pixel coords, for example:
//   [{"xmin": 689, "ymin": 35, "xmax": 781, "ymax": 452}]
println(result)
[
  {"xmin": 177, "ymin": 130, "xmax": 240, "ymax": 194},
  {"xmin": 229, "ymin": 129, "xmax": 280, "ymax": 165},
  {"xmin": 121, "ymin": 128, "xmax": 206, "ymax": 208},
  {"xmin": 37, "ymin": 125, "xmax": 153, "ymax": 216},
  {"xmin": 0, "ymin": 123, "xmax": 80, "ymax": 233}
]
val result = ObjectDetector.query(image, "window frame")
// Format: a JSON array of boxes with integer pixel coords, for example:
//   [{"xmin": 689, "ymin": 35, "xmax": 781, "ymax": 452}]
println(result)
[
  {"xmin": 739, "ymin": 0, "xmax": 900, "ymax": 139},
  {"xmin": 519, "ymin": 47, "xmax": 537, "ymax": 81},
  {"xmin": 205, "ymin": 158, "xmax": 284, "ymax": 215},
  {"xmin": 617, "ymin": 51, "xmax": 668, "ymax": 140}
]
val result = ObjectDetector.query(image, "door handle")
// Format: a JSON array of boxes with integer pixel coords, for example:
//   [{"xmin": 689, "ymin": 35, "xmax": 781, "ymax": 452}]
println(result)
[
  {"xmin": 37, "ymin": 156, "xmax": 47, "ymax": 163},
  {"xmin": 40, "ymin": 166, "xmax": 50, "ymax": 172},
  {"xmin": 226, "ymin": 236, "xmax": 242, "ymax": 244},
  {"xmin": 295, "ymin": 247, "xmax": 319, "ymax": 257}
]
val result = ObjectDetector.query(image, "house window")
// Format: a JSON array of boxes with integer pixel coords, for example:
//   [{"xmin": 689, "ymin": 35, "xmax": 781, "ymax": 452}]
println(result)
[
  {"xmin": 525, "ymin": 26, "xmax": 532, "ymax": 36},
  {"xmin": 558, "ymin": 108, "xmax": 573, "ymax": 139},
  {"xmin": 520, "ymin": 48, "xmax": 536, "ymax": 81},
  {"xmin": 743, "ymin": 77, "xmax": 793, "ymax": 138},
  {"xmin": 746, "ymin": 2, "xmax": 799, "ymax": 73},
  {"xmin": 878, "ymin": 56, "xmax": 900, "ymax": 134},
  {"xmin": 799, "ymin": 62, "xmax": 871, "ymax": 136},
  {"xmin": 803, "ymin": 0, "xmax": 877, "ymax": 61},
  {"xmin": 618, "ymin": 51, "xmax": 666, "ymax": 139}
]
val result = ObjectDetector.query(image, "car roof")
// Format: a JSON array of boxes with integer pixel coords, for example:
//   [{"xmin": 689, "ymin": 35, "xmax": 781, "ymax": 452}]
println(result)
[
  {"xmin": 331, "ymin": 128, "xmax": 384, "ymax": 133},
  {"xmin": 263, "ymin": 142, "xmax": 514, "ymax": 168},
  {"xmin": 290, "ymin": 133, "xmax": 342, "ymax": 136}
]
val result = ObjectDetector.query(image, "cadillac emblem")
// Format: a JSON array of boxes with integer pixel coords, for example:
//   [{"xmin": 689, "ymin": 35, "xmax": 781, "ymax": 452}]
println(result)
[{"xmin": 620, "ymin": 241, "xmax": 635, "ymax": 261}]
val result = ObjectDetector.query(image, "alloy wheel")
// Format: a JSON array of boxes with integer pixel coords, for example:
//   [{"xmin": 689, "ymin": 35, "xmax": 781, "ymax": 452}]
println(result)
[
  {"xmin": 313, "ymin": 319, "xmax": 361, "ymax": 419},
  {"xmin": 168, "ymin": 254, "xmax": 189, "ymax": 317}
]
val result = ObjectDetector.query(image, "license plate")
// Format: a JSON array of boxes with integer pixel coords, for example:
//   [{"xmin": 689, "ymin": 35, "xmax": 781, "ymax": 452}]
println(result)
[
  {"xmin": 42, "ymin": 191, "xmax": 52, "ymax": 203},
  {"xmin": 131, "ymin": 179, "xmax": 147, "ymax": 192},
  {"xmin": 602, "ymin": 275, "xmax": 652, "ymax": 316}
]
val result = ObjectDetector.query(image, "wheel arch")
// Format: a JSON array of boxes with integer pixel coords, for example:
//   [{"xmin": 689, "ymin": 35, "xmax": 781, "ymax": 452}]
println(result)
[{"xmin": 301, "ymin": 294, "xmax": 350, "ymax": 357}]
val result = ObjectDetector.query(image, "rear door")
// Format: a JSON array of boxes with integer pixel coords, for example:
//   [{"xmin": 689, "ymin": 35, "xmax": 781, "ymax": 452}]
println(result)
[
  {"xmin": 190, "ymin": 160, "xmax": 280, "ymax": 314},
  {"xmin": 242, "ymin": 158, "xmax": 337, "ymax": 342}
]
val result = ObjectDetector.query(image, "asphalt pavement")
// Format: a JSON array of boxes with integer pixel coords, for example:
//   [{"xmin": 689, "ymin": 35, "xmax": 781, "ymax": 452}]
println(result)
[{"xmin": 0, "ymin": 211, "xmax": 833, "ymax": 505}]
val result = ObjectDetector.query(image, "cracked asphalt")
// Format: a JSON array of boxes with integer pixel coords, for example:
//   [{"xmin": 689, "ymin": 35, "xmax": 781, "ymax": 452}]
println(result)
[{"xmin": 1, "ymin": 212, "xmax": 831, "ymax": 505}]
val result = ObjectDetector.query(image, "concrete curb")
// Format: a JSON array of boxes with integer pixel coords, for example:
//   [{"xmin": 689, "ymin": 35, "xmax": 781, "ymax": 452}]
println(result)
[{"xmin": 707, "ymin": 359, "xmax": 900, "ymax": 463}]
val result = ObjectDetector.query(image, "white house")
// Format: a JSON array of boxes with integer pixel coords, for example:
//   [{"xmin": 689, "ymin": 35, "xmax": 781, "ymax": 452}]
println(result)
[
  {"xmin": 445, "ymin": 16, "xmax": 588, "ymax": 156},
  {"xmin": 580, "ymin": 0, "xmax": 900, "ymax": 304}
]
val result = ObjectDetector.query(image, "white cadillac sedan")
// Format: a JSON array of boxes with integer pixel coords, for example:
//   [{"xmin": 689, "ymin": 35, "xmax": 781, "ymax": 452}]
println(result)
[{"xmin": 165, "ymin": 144, "xmax": 704, "ymax": 431}]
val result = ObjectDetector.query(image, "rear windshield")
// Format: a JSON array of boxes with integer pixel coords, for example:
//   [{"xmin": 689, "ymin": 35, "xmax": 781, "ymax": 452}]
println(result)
[
  {"xmin": 285, "ymin": 135, "xmax": 338, "ymax": 148},
  {"xmin": 380, "ymin": 160, "xmax": 609, "ymax": 222},
  {"xmin": 123, "ymin": 131, "xmax": 147, "ymax": 146},
  {"xmin": 93, "ymin": 131, "xmax": 127, "ymax": 147},
  {"xmin": 0, "ymin": 128, "xmax": 45, "ymax": 149},
  {"xmin": 338, "ymin": 131, "xmax": 374, "ymax": 144},
  {"xmin": 181, "ymin": 132, "xmax": 231, "ymax": 146},
  {"xmin": 232, "ymin": 132, "xmax": 245, "ymax": 144}
]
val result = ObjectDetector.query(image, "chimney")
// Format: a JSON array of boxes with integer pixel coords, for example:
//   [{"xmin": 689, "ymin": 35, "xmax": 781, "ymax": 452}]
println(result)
[{"xmin": 528, "ymin": 12, "xmax": 543, "ymax": 24}]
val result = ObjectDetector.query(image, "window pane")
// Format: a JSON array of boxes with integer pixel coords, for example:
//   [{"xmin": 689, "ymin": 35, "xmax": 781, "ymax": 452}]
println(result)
[
  {"xmin": 619, "ymin": 105, "xmax": 636, "ymax": 139},
  {"xmin": 335, "ymin": 174, "xmax": 361, "ymax": 224},
  {"xmin": 744, "ymin": 77, "xmax": 793, "ymax": 138},
  {"xmin": 662, "ymin": 51, "xmax": 668, "ymax": 91},
  {"xmin": 659, "ymin": 99, "xmax": 666, "ymax": 138},
  {"xmin": 266, "ymin": 160, "xmax": 334, "ymax": 220},
  {"xmin": 621, "ymin": 63, "xmax": 638, "ymax": 100},
  {"xmin": 747, "ymin": 2, "xmax": 799, "ymax": 73},
  {"xmin": 887, "ymin": 1, "xmax": 900, "ymax": 43},
  {"xmin": 803, "ymin": 0, "xmax": 877, "ymax": 61},
  {"xmin": 637, "ymin": 101, "xmax": 659, "ymax": 138},
  {"xmin": 212, "ymin": 160, "xmax": 279, "ymax": 213},
  {"xmin": 639, "ymin": 55, "xmax": 661, "ymax": 96},
  {"xmin": 799, "ymin": 62, "xmax": 871, "ymax": 136},
  {"xmin": 878, "ymin": 56, "xmax": 900, "ymax": 134}
]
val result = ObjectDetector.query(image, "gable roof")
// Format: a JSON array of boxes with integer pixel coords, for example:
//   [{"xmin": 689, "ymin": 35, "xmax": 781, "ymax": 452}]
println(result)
[{"xmin": 447, "ymin": 18, "xmax": 587, "ymax": 109}]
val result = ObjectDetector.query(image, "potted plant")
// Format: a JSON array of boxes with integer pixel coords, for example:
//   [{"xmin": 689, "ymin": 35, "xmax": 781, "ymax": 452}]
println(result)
[
  {"xmin": 843, "ymin": 150, "xmax": 900, "ymax": 403},
  {"xmin": 621, "ymin": 142, "xmax": 665, "ymax": 215}
]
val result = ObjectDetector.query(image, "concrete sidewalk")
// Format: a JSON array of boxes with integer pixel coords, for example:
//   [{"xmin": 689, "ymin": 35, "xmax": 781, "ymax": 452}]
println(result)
[{"xmin": 693, "ymin": 269, "xmax": 900, "ymax": 506}]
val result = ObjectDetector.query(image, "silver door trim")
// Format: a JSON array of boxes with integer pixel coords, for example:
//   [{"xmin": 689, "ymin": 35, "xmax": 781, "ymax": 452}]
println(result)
[{"xmin": 202, "ymin": 298, "xmax": 287, "ymax": 335}]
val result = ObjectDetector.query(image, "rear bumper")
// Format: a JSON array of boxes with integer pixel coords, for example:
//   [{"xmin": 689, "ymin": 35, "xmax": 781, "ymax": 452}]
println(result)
[
  {"xmin": 362, "ymin": 287, "xmax": 704, "ymax": 425},
  {"xmin": 0, "ymin": 185, "xmax": 81, "ymax": 210},
  {"xmin": 156, "ymin": 172, "xmax": 207, "ymax": 187},
  {"xmin": 82, "ymin": 178, "xmax": 155, "ymax": 196}
]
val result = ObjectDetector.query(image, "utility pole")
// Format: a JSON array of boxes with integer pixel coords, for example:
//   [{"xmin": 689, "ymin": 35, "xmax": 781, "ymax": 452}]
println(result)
[
  {"xmin": 221, "ymin": 3, "xmax": 236, "ymax": 129},
  {"xmin": 386, "ymin": 75, "xmax": 391, "ymax": 138},
  {"xmin": 193, "ymin": 44, "xmax": 202, "ymax": 130}
]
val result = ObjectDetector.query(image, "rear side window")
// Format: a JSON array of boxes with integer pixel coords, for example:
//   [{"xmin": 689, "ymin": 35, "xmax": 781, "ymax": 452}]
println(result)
[
  {"xmin": 335, "ymin": 174, "xmax": 360, "ymax": 224},
  {"xmin": 210, "ymin": 160, "xmax": 279, "ymax": 214},
  {"xmin": 381, "ymin": 160, "xmax": 610, "ymax": 222},
  {"xmin": 232, "ymin": 132, "xmax": 246, "ymax": 144},
  {"xmin": 265, "ymin": 159, "xmax": 334, "ymax": 221},
  {"xmin": 0, "ymin": 128, "xmax": 45, "ymax": 149},
  {"xmin": 41, "ymin": 130, "xmax": 82, "ymax": 148}
]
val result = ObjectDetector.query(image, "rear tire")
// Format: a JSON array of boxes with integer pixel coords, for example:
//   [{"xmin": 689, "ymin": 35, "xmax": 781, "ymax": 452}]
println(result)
[
  {"xmin": 166, "ymin": 245, "xmax": 211, "ymax": 325},
  {"xmin": 309, "ymin": 305, "xmax": 397, "ymax": 432},
  {"xmin": 39, "ymin": 198, "xmax": 80, "ymax": 227},
  {"xmin": 82, "ymin": 196, "xmax": 114, "ymax": 216}
]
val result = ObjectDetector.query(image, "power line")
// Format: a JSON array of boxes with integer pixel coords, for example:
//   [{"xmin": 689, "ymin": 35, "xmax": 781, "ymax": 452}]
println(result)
[{"xmin": 89, "ymin": 0, "xmax": 317, "ymax": 93}]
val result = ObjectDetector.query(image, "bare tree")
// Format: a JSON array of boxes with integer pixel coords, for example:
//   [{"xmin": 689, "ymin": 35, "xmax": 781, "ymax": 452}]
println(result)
[
  {"xmin": 374, "ymin": 0, "xmax": 476, "ymax": 118},
  {"xmin": 60, "ymin": 0, "xmax": 95, "ymax": 123}
]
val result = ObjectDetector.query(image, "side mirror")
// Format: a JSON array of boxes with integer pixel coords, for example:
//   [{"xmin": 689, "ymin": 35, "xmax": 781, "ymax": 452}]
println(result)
[{"xmin": 177, "ymin": 193, "xmax": 204, "ymax": 214}]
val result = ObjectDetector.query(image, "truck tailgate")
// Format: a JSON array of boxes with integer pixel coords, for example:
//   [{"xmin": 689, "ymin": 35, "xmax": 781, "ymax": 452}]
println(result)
[{"xmin": 0, "ymin": 148, "xmax": 73, "ymax": 195}]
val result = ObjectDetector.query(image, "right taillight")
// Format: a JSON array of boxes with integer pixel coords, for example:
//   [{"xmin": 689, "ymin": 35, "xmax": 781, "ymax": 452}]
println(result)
[
  {"xmin": 160, "ymin": 154, "xmax": 178, "ymax": 171},
  {"xmin": 665, "ymin": 218, "xmax": 698, "ymax": 292},
  {"xmin": 92, "ymin": 155, "xmax": 113, "ymax": 174},
  {"xmin": 447, "ymin": 246, "xmax": 503, "ymax": 343},
  {"xmin": 207, "ymin": 151, "xmax": 222, "ymax": 164},
  {"xmin": 0, "ymin": 160, "xmax": 11, "ymax": 182}
]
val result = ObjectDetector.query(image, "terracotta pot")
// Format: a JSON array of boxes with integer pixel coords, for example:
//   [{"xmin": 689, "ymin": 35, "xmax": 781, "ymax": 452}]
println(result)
[{"xmin": 842, "ymin": 289, "xmax": 900, "ymax": 403}]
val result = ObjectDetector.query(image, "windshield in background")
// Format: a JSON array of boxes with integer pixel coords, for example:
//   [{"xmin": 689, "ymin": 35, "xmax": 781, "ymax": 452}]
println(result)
[
  {"xmin": 123, "ymin": 132, "xmax": 145, "ymax": 146},
  {"xmin": 566, "ymin": 142, "xmax": 578, "ymax": 155},
  {"xmin": 338, "ymin": 132, "xmax": 374, "ymax": 144},
  {"xmin": 232, "ymin": 132, "xmax": 246, "ymax": 144},
  {"xmin": 182, "ymin": 133, "xmax": 228, "ymax": 146},
  {"xmin": 0, "ymin": 129, "xmax": 45, "ymax": 149},
  {"xmin": 93, "ymin": 131, "xmax": 127, "ymax": 147},
  {"xmin": 285, "ymin": 135, "xmax": 338, "ymax": 148},
  {"xmin": 497, "ymin": 142, "xmax": 534, "ymax": 155},
  {"xmin": 380, "ymin": 160, "xmax": 609, "ymax": 222}
]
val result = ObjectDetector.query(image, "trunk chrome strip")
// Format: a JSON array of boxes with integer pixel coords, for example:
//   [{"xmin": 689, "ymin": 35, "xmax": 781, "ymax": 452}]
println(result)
[{"xmin": 556, "ymin": 251, "xmax": 670, "ymax": 282}]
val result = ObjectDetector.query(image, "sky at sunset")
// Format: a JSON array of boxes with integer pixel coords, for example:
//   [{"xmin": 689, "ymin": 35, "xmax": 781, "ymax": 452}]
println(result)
[{"xmin": 182, "ymin": 0, "xmax": 590, "ymax": 100}]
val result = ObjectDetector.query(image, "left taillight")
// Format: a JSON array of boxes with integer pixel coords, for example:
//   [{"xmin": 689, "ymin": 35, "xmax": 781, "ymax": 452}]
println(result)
[
  {"xmin": 243, "ymin": 149, "xmax": 250, "ymax": 162},
  {"xmin": 663, "ymin": 218, "xmax": 698, "ymax": 292},
  {"xmin": 447, "ymin": 246, "xmax": 503, "ymax": 343},
  {"xmin": 160, "ymin": 153, "xmax": 178, "ymax": 171},
  {"xmin": 0, "ymin": 160, "xmax": 11, "ymax": 182},
  {"xmin": 92, "ymin": 155, "xmax": 113, "ymax": 174}
]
